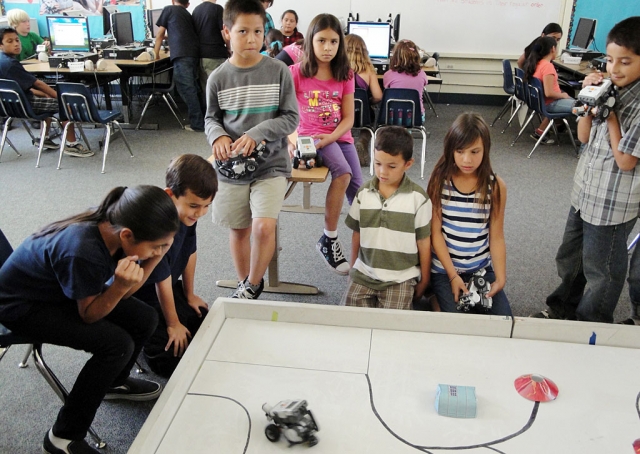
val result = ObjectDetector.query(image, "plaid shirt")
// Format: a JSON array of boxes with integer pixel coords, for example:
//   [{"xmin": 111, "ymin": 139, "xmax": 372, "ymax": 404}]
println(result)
[{"xmin": 571, "ymin": 78, "xmax": 640, "ymax": 226}]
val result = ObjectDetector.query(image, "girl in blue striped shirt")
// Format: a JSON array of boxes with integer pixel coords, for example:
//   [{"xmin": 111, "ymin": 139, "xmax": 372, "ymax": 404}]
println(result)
[{"xmin": 427, "ymin": 113, "xmax": 512, "ymax": 316}]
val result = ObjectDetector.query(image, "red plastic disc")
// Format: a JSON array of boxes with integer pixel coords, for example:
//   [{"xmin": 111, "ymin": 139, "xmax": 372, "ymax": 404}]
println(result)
[
  {"xmin": 514, "ymin": 374, "xmax": 559, "ymax": 402},
  {"xmin": 633, "ymin": 438, "xmax": 640, "ymax": 453}
]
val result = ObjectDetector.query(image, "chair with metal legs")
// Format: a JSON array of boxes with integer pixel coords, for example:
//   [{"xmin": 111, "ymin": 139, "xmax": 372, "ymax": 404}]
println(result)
[
  {"xmin": 376, "ymin": 88, "xmax": 429, "ymax": 179},
  {"xmin": 491, "ymin": 59, "xmax": 517, "ymax": 128},
  {"xmin": 136, "ymin": 67, "xmax": 185, "ymax": 130},
  {"xmin": 524, "ymin": 77, "xmax": 578, "ymax": 158},
  {"xmin": 57, "ymin": 82, "xmax": 134, "ymax": 174},
  {"xmin": 0, "ymin": 79, "xmax": 62, "ymax": 167},
  {"xmin": 0, "ymin": 228, "xmax": 106, "ymax": 449},
  {"xmin": 352, "ymin": 88, "xmax": 376, "ymax": 176}
]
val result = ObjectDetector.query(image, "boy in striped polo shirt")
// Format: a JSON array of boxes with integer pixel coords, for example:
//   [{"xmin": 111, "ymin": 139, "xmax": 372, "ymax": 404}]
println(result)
[
  {"xmin": 205, "ymin": 0, "xmax": 299, "ymax": 299},
  {"xmin": 343, "ymin": 126, "xmax": 432, "ymax": 309}
]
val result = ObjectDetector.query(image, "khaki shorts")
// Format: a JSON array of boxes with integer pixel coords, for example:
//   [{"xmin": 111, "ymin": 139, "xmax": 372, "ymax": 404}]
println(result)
[{"xmin": 212, "ymin": 177, "xmax": 287, "ymax": 229}]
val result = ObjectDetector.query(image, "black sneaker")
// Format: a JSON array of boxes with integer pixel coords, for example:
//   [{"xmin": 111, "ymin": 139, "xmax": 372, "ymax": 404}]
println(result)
[
  {"xmin": 43, "ymin": 431, "xmax": 100, "ymax": 454},
  {"xmin": 231, "ymin": 277, "xmax": 264, "ymax": 299},
  {"xmin": 530, "ymin": 309, "xmax": 562, "ymax": 319},
  {"xmin": 104, "ymin": 377, "xmax": 162, "ymax": 401},
  {"xmin": 617, "ymin": 318, "xmax": 640, "ymax": 325},
  {"xmin": 529, "ymin": 131, "xmax": 555, "ymax": 145},
  {"xmin": 316, "ymin": 234, "xmax": 350, "ymax": 275}
]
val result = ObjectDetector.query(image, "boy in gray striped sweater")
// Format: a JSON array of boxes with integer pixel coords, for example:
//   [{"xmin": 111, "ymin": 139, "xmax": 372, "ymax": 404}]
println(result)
[
  {"xmin": 343, "ymin": 126, "xmax": 432, "ymax": 309},
  {"xmin": 205, "ymin": 0, "xmax": 299, "ymax": 299}
]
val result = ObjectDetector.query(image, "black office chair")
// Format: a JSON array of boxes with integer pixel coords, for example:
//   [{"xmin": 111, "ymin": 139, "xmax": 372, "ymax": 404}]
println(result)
[
  {"xmin": 57, "ymin": 82, "xmax": 134, "ymax": 174},
  {"xmin": 353, "ymin": 88, "xmax": 376, "ymax": 175},
  {"xmin": 376, "ymin": 88, "xmax": 429, "ymax": 179},
  {"xmin": 0, "ymin": 228, "xmax": 106, "ymax": 449},
  {"xmin": 135, "ymin": 67, "xmax": 185, "ymax": 130},
  {"xmin": 0, "ymin": 79, "xmax": 62, "ymax": 167},
  {"xmin": 491, "ymin": 59, "xmax": 517, "ymax": 128}
]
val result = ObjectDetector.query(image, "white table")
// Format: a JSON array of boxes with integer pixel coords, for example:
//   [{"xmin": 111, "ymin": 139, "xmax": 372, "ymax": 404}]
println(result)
[{"xmin": 130, "ymin": 299, "xmax": 640, "ymax": 453}]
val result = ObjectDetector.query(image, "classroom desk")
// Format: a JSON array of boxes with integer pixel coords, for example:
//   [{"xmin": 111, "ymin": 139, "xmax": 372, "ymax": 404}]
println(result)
[
  {"xmin": 22, "ymin": 60, "xmax": 121, "ymax": 109},
  {"xmin": 103, "ymin": 49, "xmax": 171, "ymax": 128},
  {"xmin": 130, "ymin": 298, "xmax": 640, "ymax": 454},
  {"xmin": 552, "ymin": 58, "xmax": 608, "ymax": 95}
]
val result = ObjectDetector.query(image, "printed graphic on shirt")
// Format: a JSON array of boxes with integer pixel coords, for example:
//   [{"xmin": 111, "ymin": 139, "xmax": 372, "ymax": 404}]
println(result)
[{"xmin": 301, "ymin": 89, "xmax": 342, "ymax": 128}]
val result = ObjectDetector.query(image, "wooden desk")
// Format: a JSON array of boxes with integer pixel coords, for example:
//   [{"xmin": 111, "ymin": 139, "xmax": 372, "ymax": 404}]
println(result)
[
  {"xmin": 281, "ymin": 166, "xmax": 329, "ymax": 214},
  {"xmin": 22, "ymin": 60, "xmax": 121, "ymax": 109}
]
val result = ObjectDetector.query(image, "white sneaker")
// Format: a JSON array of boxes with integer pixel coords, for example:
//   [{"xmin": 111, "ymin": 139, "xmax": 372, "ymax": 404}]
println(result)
[{"xmin": 64, "ymin": 142, "xmax": 95, "ymax": 158}]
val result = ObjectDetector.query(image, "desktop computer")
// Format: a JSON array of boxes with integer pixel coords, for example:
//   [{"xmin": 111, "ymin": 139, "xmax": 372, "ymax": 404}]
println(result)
[
  {"xmin": 563, "ymin": 17, "xmax": 603, "ymax": 61},
  {"xmin": 103, "ymin": 46, "xmax": 145, "ymax": 60},
  {"xmin": 49, "ymin": 52, "xmax": 99, "ymax": 69}
]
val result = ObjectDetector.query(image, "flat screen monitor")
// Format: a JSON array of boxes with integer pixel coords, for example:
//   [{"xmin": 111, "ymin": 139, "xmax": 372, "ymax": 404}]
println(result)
[
  {"xmin": 102, "ymin": 5, "xmax": 118, "ymax": 36},
  {"xmin": 147, "ymin": 9, "xmax": 163, "ymax": 38},
  {"xmin": 46, "ymin": 15, "xmax": 91, "ymax": 53},
  {"xmin": 112, "ymin": 11, "xmax": 134, "ymax": 45},
  {"xmin": 571, "ymin": 18, "xmax": 596, "ymax": 50},
  {"xmin": 392, "ymin": 14, "xmax": 400, "ymax": 43},
  {"xmin": 347, "ymin": 21, "xmax": 391, "ymax": 60}
]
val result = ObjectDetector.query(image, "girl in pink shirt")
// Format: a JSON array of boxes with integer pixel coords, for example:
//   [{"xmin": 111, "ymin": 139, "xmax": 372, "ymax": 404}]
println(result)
[
  {"xmin": 523, "ymin": 36, "xmax": 575, "ymax": 142},
  {"xmin": 290, "ymin": 14, "xmax": 363, "ymax": 275},
  {"xmin": 383, "ymin": 39, "xmax": 428, "ymax": 118}
]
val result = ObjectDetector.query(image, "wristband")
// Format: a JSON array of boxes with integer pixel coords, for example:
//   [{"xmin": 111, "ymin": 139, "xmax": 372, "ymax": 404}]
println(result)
[{"xmin": 449, "ymin": 274, "xmax": 459, "ymax": 283}]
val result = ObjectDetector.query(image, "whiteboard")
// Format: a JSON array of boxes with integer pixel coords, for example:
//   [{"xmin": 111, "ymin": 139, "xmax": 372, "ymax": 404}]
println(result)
[{"xmin": 148, "ymin": 0, "xmax": 566, "ymax": 56}]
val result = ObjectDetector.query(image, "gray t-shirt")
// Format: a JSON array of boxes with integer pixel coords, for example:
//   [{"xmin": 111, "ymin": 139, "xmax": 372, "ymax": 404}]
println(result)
[{"xmin": 205, "ymin": 56, "xmax": 299, "ymax": 184}]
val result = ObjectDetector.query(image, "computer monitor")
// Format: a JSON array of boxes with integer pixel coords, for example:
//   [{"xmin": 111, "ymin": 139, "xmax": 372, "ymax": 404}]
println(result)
[
  {"xmin": 392, "ymin": 14, "xmax": 400, "ymax": 43},
  {"xmin": 147, "ymin": 9, "xmax": 163, "ymax": 38},
  {"xmin": 571, "ymin": 18, "xmax": 596, "ymax": 50},
  {"xmin": 46, "ymin": 15, "xmax": 91, "ymax": 53},
  {"xmin": 112, "ymin": 11, "xmax": 135, "ymax": 46},
  {"xmin": 102, "ymin": 5, "xmax": 118, "ymax": 36},
  {"xmin": 347, "ymin": 21, "xmax": 391, "ymax": 60}
]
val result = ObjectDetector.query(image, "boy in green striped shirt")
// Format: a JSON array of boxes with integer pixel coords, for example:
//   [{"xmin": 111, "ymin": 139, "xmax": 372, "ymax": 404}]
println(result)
[{"xmin": 343, "ymin": 126, "xmax": 432, "ymax": 309}]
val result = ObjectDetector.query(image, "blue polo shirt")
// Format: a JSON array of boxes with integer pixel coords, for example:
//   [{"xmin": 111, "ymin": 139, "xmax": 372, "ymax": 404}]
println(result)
[
  {"xmin": 133, "ymin": 222, "xmax": 197, "ymax": 305},
  {"xmin": 0, "ymin": 51, "xmax": 37, "ymax": 93},
  {"xmin": 0, "ymin": 223, "xmax": 118, "ymax": 322}
]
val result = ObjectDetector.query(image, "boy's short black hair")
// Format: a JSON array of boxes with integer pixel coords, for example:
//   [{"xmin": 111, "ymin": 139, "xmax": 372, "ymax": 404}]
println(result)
[
  {"xmin": 0, "ymin": 27, "xmax": 17, "ymax": 44},
  {"xmin": 166, "ymin": 154, "xmax": 218, "ymax": 201},
  {"xmin": 174, "ymin": 0, "xmax": 189, "ymax": 6},
  {"xmin": 607, "ymin": 16, "xmax": 640, "ymax": 56},
  {"xmin": 374, "ymin": 126, "xmax": 413, "ymax": 162},
  {"xmin": 223, "ymin": 0, "xmax": 266, "ymax": 29}
]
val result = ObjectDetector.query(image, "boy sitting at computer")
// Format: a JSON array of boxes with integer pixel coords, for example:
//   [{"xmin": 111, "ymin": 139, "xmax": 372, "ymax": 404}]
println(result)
[{"xmin": 0, "ymin": 27, "xmax": 93, "ymax": 157}]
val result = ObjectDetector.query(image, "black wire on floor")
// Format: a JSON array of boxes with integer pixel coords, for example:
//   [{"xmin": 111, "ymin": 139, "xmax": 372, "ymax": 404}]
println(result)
[
  {"xmin": 365, "ymin": 373, "xmax": 540, "ymax": 453},
  {"xmin": 189, "ymin": 393, "xmax": 252, "ymax": 454}
]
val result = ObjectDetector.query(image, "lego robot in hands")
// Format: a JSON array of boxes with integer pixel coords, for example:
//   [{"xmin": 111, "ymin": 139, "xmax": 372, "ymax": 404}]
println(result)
[
  {"xmin": 572, "ymin": 79, "xmax": 618, "ymax": 123},
  {"xmin": 457, "ymin": 269, "xmax": 493, "ymax": 312}
]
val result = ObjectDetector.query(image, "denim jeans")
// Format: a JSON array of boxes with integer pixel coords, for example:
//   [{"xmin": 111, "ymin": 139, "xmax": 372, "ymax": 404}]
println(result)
[
  {"xmin": 173, "ymin": 57, "xmax": 205, "ymax": 131},
  {"xmin": 4, "ymin": 297, "xmax": 157, "ymax": 440},
  {"xmin": 627, "ymin": 231, "xmax": 640, "ymax": 319},
  {"xmin": 430, "ymin": 267, "xmax": 512, "ymax": 316},
  {"xmin": 546, "ymin": 98, "xmax": 576, "ymax": 114},
  {"xmin": 546, "ymin": 207, "xmax": 636, "ymax": 322}
]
